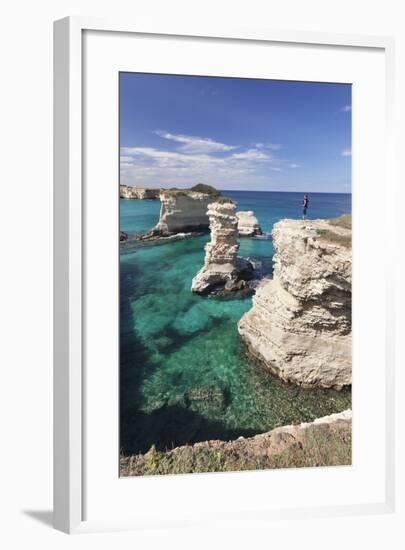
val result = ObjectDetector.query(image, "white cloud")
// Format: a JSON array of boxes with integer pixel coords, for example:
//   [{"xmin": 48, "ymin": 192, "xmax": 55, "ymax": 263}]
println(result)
[
  {"xmin": 120, "ymin": 131, "xmax": 295, "ymax": 188},
  {"xmin": 341, "ymin": 105, "xmax": 351, "ymax": 112},
  {"xmin": 155, "ymin": 130, "xmax": 237, "ymax": 153},
  {"xmin": 120, "ymin": 146, "xmax": 272, "ymax": 187},
  {"xmin": 255, "ymin": 142, "xmax": 282, "ymax": 150},
  {"xmin": 289, "ymin": 163, "xmax": 300, "ymax": 168},
  {"xmin": 231, "ymin": 148, "xmax": 271, "ymax": 161},
  {"xmin": 341, "ymin": 148, "xmax": 352, "ymax": 157}
]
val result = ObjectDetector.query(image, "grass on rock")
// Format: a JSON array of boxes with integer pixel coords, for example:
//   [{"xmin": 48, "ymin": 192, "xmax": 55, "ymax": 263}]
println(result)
[
  {"xmin": 328, "ymin": 214, "xmax": 352, "ymax": 229},
  {"xmin": 120, "ymin": 423, "xmax": 351, "ymax": 476},
  {"xmin": 317, "ymin": 229, "xmax": 351, "ymax": 248}
]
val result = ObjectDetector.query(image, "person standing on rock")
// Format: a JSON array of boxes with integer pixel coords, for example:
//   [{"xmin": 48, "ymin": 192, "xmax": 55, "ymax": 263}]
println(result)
[{"xmin": 302, "ymin": 194, "xmax": 309, "ymax": 220}]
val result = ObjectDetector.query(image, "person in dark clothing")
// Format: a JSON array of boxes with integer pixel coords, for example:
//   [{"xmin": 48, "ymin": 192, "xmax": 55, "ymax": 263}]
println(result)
[{"xmin": 302, "ymin": 194, "xmax": 309, "ymax": 220}]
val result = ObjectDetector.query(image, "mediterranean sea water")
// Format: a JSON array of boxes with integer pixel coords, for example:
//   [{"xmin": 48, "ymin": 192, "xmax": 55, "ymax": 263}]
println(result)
[{"xmin": 120, "ymin": 191, "xmax": 352, "ymax": 454}]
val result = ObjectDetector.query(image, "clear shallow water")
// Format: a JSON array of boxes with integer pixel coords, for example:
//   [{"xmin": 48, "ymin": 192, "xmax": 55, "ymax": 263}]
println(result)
[{"xmin": 120, "ymin": 191, "xmax": 352, "ymax": 454}]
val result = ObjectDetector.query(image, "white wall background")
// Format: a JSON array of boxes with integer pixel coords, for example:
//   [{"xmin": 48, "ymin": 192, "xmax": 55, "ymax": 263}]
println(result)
[{"xmin": 0, "ymin": 0, "xmax": 403, "ymax": 548}]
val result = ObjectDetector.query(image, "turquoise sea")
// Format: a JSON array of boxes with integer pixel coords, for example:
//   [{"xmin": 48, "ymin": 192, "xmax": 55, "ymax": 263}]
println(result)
[{"xmin": 120, "ymin": 191, "xmax": 352, "ymax": 455}]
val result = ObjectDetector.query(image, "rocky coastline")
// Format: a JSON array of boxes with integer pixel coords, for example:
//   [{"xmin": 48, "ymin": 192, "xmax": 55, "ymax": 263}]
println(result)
[
  {"xmin": 120, "ymin": 409, "xmax": 352, "ymax": 476},
  {"xmin": 120, "ymin": 185, "xmax": 161, "ymax": 200},
  {"xmin": 148, "ymin": 190, "xmax": 217, "ymax": 236},
  {"xmin": 131, "ymin": 184, "xmax": 221, "ymax": 240},
  {"xmin": 191, "ymin": 199, "xmax": 255, "ymax": 295},
  {"xmin": 238, "ymin": 217, "xmax": 352, "ymax": 389},
  {"xmin": 120, "ymin": 187, "xmax": 352, "ymax": 474},
  {"xmin": 237, "ymin": 210, "xmax": 262, "ymax": 237}
]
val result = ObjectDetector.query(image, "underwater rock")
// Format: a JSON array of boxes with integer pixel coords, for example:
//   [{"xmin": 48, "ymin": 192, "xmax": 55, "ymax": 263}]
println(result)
[
  {"xmin": 185, "ymin": 385, "xmax": 227, "ymax": 414},
  {"xmin": 236, "ymin": 210, "xmax": 262, "ymax": 237},
  {"xmin": 238, "ymin": 219, "xmax": 352, "ymax": 389},
  {"xmin": 172, "ymin": 303, "xmax": 213, "ymax": 336},
  {"xmin": 154, "ymin": 335, "xmax": 174, "ymax": 350},
  {"xmin": 191, "ymin": 200, "xmax": 255, "ymax": 295}
]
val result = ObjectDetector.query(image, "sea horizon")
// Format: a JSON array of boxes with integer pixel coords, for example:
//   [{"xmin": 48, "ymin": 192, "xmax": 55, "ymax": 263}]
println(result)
[{"xmin": 120, "ymin": 185, "xmax": 351, "ymax": 195}]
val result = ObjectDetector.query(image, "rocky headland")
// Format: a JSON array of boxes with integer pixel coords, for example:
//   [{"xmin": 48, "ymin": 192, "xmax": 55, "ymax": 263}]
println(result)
[
  {"xmin": 191, "ymin": 199, "xmax": 254, "ymax": 295},
  {"xmin": 238, "ymin": 217, "xmax": 352, "ymax": 389},
  {"xmin": 237, "ymin": 210, "xmax": 262, "ymax": 237},
  {"xmin": 120, "ymin": 185, "xmax": 161, "ymax": 200},
  {"xmin": 142, "ymin": 184, "xmax": 221, "ymax": 238},
  {"xmin": 120, "ymin": 409, "xmax": 352, "ymax": 476}
]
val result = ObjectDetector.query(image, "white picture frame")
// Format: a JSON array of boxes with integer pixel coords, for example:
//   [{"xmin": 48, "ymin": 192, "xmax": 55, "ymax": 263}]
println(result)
[{"xmin": 54, "ymin": 16, "xmax": 397, "ymax": 534}]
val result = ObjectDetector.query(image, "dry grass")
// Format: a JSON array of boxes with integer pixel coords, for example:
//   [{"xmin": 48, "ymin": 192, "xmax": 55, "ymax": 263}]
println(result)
[
  {"xmin": 328, "ymin": 214, "xmax": 352, "ymax": 230},
  {"xmin": 317, "ymin": 229, "xmax": 351, "ymax": 248},
  {"xmin": 120, "ymin": 423, "xmax": 351, "ymax": 477}
]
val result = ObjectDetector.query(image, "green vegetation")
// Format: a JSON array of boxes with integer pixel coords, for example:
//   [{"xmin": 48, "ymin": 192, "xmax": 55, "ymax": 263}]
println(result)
[
  {"xmin": 190, "ymin": 183, "xmax": 221, "ymax": 195},
  {"xmin": 328, "ymin": 214, "xmax": 352, "ymax": 229},
  {"xmin": 317, "ymin": 214, "xmax": 352, "ymax": 247},
  {"xmin": 269, "ymin": 425, "xmax": 351, "ymax": 469},
  {"xmin": 317, "ymin": 229, "xmax": 351, "ymax": 248},
  {"xmin": 163, "ymin": 183, "xmax": 221, "ymax": 197},
  {"xmin": 120, "ymin": 423, "xmax": 351, "ymax": 476}
]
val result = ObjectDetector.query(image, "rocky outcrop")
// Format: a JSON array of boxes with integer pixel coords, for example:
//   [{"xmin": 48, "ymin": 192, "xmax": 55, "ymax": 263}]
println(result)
[
  {"xmin": 120, "ymin": 409, "xmax": 352, "ymax": 476},
  {"xmin": 238, "ymin": 219, "xmax": 352, "ymax": 389},
  {"xmin": 191, "ymin": 200, "xmax": 254, "ymax": 294},
  {"xmin": 237, "ymin": 211, "xmax": 262, "ymax": 236},
  {"xmin": 120, "ymin": 185, "xmax": 161, "ymax": 199},
  {"xmin": 148, "ymin": 189, "xmax": 220, "ymax": 236}
]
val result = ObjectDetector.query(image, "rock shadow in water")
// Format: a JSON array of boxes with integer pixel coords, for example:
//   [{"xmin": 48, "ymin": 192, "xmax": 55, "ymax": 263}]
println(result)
[
  {"xmin": 120, "ymin": 264, "xmax": 253, "ymax": 456},
  {"xmin": 120, "ymin": 401, "xmax": 257, "ymax": 455}
]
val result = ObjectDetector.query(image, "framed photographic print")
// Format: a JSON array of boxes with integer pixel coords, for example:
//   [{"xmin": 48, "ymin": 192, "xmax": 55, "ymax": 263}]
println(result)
[{"xmin": 54, "ymin": 17, "xmax": 396, "ymax": 533}]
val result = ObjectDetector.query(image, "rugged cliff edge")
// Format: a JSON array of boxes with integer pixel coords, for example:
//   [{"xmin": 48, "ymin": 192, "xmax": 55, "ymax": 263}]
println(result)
[
  {"xmin": 237, "ymin": 211, "xmax": 262, "ymax": 236},
  {"xmin": 120, "ymin": 185, "xmax": 161, "ymax": 199},
  {"xmin": 149, "ymin": 190, "xmax": 216, "ymax": 236},
  {"xmin": 238, "ymin": 218, "xmax": 352, "ymax": 389},
  {"xmin": 191, "ymin": 200, "xmax": 254, "ymax": 294},
  {"xmin": 120, "ymin": 409, "xmax": 352, "ymax": 476},
  {"xmin": 144, "ymin": 184, "xmax": 220, "ymax": 237}
]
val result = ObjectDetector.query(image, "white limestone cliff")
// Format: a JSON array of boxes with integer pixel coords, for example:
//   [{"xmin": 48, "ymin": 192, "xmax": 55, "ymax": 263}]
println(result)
[
  {"xmin": 238, "ymin": 218, "xmax": 352, "ymax": 389},
  {"xmin": 120, "ymin": 185, "xmax": 161, "ymax": 199},
  {"xmin": 191, "ymin": 200, "xmax": 254, "ymax": 294},
  {"xmin": 149, "ymin": 189, "xmax": 219, "ymax": 236},
  {"xmin": 236, "ymin": 211, "xmax": 262, "ymax": 236}
]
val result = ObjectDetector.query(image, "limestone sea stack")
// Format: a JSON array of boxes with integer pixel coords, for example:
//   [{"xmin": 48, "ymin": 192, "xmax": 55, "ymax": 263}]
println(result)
[
  {"xmin": 238, "ymin": 218, "xmax": 352, "ymax": 389},
  {"xmin": 191, "ymin": 199, "xmax": 254, "ymax": 294},
  {"xmin": 148, "ymin": 185, "xmax": 220, "ymax": 237},
  {"xmin": 120, "ymin": 185, "xmax": 161, "ymax": 199},
  {"xmin": 236, "ymin": 211, "xmax": 262, "ymax": 237}
]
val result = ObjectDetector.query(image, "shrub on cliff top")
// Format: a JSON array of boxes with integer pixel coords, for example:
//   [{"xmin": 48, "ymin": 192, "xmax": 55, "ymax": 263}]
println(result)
[{"xmin": 190, "ymin": 183, "xmax": 221, "ymax": 196}]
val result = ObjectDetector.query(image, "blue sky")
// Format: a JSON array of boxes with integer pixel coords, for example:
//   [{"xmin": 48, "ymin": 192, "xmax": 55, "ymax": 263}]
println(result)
[{"xmin": 120, "ymin": 73, "xmax": 351, "ymax": 193}]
